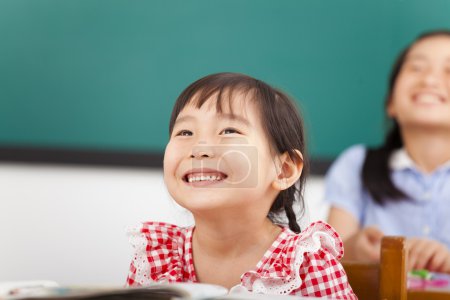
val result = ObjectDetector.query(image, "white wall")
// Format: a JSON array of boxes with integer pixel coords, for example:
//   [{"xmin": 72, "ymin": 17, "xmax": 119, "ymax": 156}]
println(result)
[{"xmin": 0, "ymin": 163, "xmax": 328, "ymax": 286}]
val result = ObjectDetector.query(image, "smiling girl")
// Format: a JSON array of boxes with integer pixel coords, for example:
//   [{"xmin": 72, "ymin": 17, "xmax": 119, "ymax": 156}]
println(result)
[
  {"xmin": 325, "ymin": 30, "xmax": 450, "ymax": 273},
  {"xmin": 126, "ymin": 73, "xmax": 356, "ymax": 298}
]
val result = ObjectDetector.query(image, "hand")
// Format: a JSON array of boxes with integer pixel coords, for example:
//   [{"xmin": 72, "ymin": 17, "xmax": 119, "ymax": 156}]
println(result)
[
  {"xmin": 407, "ymin": 238, "xmax": 450, "ymax": 273},
  {"xmin": 343, "ymin": 226, "xmax": 384, "ymax": 262}
]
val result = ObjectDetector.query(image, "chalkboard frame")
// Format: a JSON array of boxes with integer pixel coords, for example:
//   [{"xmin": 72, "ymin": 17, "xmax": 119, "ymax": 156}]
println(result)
[{"xmin": 0, "ymin": 146, "xmax": 332, "ymax": 175}]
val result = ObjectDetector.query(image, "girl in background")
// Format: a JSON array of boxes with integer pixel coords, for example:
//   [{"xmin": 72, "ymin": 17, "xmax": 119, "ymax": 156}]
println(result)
[
  {"xmin": 127, "ymin": 72, "xmax": 356, "ymax": 298},
  {"xmin": 326, "ymin": 30, "xmax": 450, "ymax": 273}
]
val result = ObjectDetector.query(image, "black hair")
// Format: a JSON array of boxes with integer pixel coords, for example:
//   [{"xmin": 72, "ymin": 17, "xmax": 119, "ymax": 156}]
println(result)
[
  {"xmin": 169, "ymin": 72, "xmax": 308, "ymax": 233},
  {"xmin": 362, "ymin": 30, "xmax": 450, "ymax": 204}
]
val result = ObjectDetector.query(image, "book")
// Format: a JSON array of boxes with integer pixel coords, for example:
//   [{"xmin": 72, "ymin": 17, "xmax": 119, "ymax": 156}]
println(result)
[
  {"xmin": 408, "ymin": 271, "xmax": 450, "ymax": 291},
  {"xmin": 0, "ymin": 281, "xmax": 315, "ymax": 300},
  {"xmin": 1, "ymin": 282, "xmax": 226, "ymax": 300}
]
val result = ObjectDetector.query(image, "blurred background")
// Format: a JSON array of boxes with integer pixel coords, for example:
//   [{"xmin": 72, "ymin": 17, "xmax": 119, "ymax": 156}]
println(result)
[{"xmin": 1, "ymin": 0, "xmax": 450, "ymax": 286}]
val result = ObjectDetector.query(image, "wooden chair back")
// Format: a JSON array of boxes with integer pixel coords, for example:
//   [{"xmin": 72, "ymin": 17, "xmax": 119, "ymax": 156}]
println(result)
[{"xmin": 342, "ymin": 236, "xmax": 407, "ymax": 300}]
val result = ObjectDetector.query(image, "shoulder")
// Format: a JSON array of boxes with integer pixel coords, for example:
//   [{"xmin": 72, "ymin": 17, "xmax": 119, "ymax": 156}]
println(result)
[
  {"xmin": 324, "ymin": 144, "xmax": 367, "ymax": 192},
  {"xmin": 324, "ymin": 145, "xmax": 372, "ymax": 220},
  {"xmin": 130, "ymin": 221, "xmax": 187, "ymax": 237},
  {"xmin": 129, "ymin": 221, "xmax": 187, "ymax": 235},
  {"xmin": 241, "ymin": 221, "xmax": 352, "ymax": 296},
  {"xmin": 128, "ymin": 221, "xmax": 189, "ymax": 249},
  {"xmin": 342, "ymin": 144, "xmax": 366, "ymax": 158},
  {"xmin": 287, "ymin": 220, "xmax": 344, "ymax": 260},
  {"xmin": 126, "ymin": 222, "xmax": 191, "ymax": 286},
  {"xmin": 292, "ymin": 222, "xmax": 356, "ymax": 298},
  {"xmin": 329, "ymin": 144, "xmax": 367, "ymax": 172}
]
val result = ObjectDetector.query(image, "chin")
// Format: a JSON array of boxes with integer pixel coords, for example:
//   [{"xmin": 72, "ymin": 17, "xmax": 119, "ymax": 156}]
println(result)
[
  {"xmin": 182, "ymin": 200, "xmax": 230, "ymax": 213},
  {"xmin": 401, "ymin": 116, "xmax": 450, "ymax": 129}
]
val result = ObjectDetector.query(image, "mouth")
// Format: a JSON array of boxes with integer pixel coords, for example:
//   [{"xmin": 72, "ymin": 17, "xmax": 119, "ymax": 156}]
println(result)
[
  {"xmin": 412, "ymin": 92, "xmax": 446, "ymax": 104},
  {"xmin": 182, "ymin": 168, "xmax": 228, "ymax": 184}
]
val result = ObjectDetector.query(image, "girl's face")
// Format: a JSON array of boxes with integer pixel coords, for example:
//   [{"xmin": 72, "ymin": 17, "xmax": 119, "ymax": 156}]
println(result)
[
  {"xmin": 388, "ymin": 35, "xmax": 450, "ymax": 129},
  {"xmin": 163, "ymin": 92, "xmax": 280, "ymax": 216}
]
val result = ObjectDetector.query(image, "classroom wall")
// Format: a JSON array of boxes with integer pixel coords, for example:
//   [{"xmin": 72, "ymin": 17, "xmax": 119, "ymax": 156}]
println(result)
[{"xmin": 0, "ymin": 163, "xmax": 328, "ymax": 285}]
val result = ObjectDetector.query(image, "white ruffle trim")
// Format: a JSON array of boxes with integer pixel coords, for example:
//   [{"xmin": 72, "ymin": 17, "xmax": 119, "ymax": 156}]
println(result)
[
  {"xmin": 241, "ymin": 221, "xmax": 342, "ymax": 295},
  {"xmin": 127, "ymin": 224, "xmax": 153, "ymax": 286}
]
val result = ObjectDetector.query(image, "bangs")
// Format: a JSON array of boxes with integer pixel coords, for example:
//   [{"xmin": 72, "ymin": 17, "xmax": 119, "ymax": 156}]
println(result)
[{"xmin": 169, "ymin": 73, "xmax": 259, "ymax": 135}]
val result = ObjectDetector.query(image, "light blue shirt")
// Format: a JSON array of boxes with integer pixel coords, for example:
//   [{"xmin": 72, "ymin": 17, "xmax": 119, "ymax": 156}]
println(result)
[{"xmin": 324, "ymin": 145, "xmax": 450, "ymax": 248}]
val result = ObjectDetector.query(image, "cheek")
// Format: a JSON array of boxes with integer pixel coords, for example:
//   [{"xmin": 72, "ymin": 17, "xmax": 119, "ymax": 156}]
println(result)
[
  {"xmin": 260, "ymin": 157, "xmax": 278, "ymax": 183},
  {"xmin": 163, "ymin": 142, "xmax": 181, "ymax": 177},
  {"xmin": 217, "ymin": 148, "xmax": 253, "ymax": 178},
  {"xmin": 393, "ymin": 71, "xmax": 417, "ymax": 97},
  {"xmin": 391, "ymin": 83, "xmax": 406, "ymax": 101},
  {"xmin": 386, "ymin": 99, "xmax": 397, "ymax": 118},
  {"xmin": 388, "ymin": 77, "xmax": 410, "ymax": 117}
]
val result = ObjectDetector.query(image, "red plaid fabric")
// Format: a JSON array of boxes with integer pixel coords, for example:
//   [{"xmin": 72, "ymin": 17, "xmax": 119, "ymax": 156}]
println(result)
[{"xmin": 126, "ymin": 221, "xmax": 356, "ymax": 299}]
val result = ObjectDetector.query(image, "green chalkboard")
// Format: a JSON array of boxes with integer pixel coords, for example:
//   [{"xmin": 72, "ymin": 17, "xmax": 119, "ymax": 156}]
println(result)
[{"xmin": 1, "ymin": 0, "xmax": 450, "ymax": 159}]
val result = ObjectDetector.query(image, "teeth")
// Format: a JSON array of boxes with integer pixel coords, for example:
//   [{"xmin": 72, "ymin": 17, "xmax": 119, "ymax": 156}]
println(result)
[
  {"xmin": 187, "ymin": 174, "xmax": 223, "ymax": 182},
  {"xmin": 416, "ymin": 94, "xmax": 442, "ymax": 104}
]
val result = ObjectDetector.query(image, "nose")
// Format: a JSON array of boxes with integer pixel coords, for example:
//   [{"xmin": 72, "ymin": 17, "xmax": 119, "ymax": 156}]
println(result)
[
  {"xmin": 190, "ymin": 142, "xmax": 215, "ymax": 159},
  {"xmin": 422, "ymin": 68, "xmax": 440, "ymax": 87}
]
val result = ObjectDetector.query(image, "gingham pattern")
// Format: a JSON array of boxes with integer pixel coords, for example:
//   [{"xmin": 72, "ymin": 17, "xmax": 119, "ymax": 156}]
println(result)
[{"xmin": 126, "ymin": 221, "xmax": 356, "ymax": 299}]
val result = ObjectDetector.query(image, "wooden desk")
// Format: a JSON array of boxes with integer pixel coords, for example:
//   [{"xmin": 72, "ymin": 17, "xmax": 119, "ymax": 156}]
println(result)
[{"xmin": 408, "ymin": 290, "xmax": 450, "ymax": 300}]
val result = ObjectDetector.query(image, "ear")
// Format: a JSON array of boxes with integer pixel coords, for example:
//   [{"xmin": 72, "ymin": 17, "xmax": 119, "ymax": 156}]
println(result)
[{"xmin": 272, "ymin": 149, "xmax": 304, "ymax": 191}]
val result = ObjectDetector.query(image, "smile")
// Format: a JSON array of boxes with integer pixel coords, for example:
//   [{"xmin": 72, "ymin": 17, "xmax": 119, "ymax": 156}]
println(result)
[
  {"xmin": 182, "ymin": 169, "xmax": 228, "ymax": 184},
  {"xmin": 187, "ymin": 174, "xmax": 223, "ymax": 182},
  {"xmin": 413, "ymin": 92, "xmax": 446, "ymax": 104}
]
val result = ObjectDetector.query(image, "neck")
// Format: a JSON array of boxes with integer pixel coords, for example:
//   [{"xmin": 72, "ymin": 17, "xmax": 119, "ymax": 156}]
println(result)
[
  {"xmin": 190, "ymin": 212, "xmax": 283, "ymax": 289},
  {"xmin": 192, "ymin": 213, "xmax": 282, "ymax": 258},
  {"xmin": 401, "ymin": 127, "xmax": 450, "ymax": 173}
]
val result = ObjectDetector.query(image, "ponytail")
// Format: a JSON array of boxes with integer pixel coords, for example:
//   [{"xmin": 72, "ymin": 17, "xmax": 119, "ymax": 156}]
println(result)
[{"xmin": 362, "ymin": 122, "xmax": 408, "ymax": 204}]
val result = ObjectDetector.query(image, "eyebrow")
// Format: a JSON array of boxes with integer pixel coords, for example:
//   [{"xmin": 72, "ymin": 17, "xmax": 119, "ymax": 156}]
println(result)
[
  {"xmin": 405, "ymin": 54, "xmax": 427, "ymax": 62},
  {"xmin": 174, "ymin": 113, "xmax": 251, "ymax": 127}
]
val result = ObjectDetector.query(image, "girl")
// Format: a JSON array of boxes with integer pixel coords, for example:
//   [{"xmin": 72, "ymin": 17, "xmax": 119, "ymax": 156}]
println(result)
[
  {"xmin": 126, "ymin": 73, "xmax": 356, "ymax": 298},
  {"xmin": 325, "ymin": 30, "xmax": 450, "ymax": 273}
]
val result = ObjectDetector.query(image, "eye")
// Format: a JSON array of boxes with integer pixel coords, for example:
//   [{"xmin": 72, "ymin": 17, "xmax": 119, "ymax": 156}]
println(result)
[
  {"xmin": 407, "ymin": 61, "xmax": 426, "ymax": 73},
  {"xmin": 175, "ymin": 130, "xmax": 193, "ymax": 137},
  {"xmin": 409, "ymin": 63, "xmax": 425, "ymax": 72},
  {"xmin": 220, "ymin": 127, "xmax": 241, "ymax": 135}
]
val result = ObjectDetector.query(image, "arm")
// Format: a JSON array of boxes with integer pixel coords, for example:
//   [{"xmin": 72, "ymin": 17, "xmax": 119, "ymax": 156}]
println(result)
[
  {"xmin": 327, "ymin": 206, "xmax": 359, "ymax": 241},
  {"xmin": 324, "ymin": 146, "xmax": 384, "ymax": 262},
  {"xmin": 329, "ymin": 207, "xmax": 450, "ymax": 269},
  {"xmin": 328, "ymin": 206, "xmax": 383, "ymax": 262}
]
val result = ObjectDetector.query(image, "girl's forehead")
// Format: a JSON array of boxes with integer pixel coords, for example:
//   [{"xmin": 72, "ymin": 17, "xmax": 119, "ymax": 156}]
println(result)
[
  {"xmin": 407, "ymin": 35, "xmax": 450, "ymax": 59},
  {"xmin": 178, "ymin": 91, "xmax": 259, "ymax": 120}
]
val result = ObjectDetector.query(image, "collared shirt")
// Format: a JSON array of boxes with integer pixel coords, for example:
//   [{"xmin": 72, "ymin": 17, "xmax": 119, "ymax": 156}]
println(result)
[{"xmin": 324, "ymin": 145, "xmax": 450, "ymax": 248}]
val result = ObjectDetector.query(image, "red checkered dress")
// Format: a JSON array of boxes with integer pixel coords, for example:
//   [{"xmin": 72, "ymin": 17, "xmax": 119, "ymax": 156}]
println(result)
[{"xmin": 126, "ymin": 221, "xmax": 356, "ymax": 299}]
